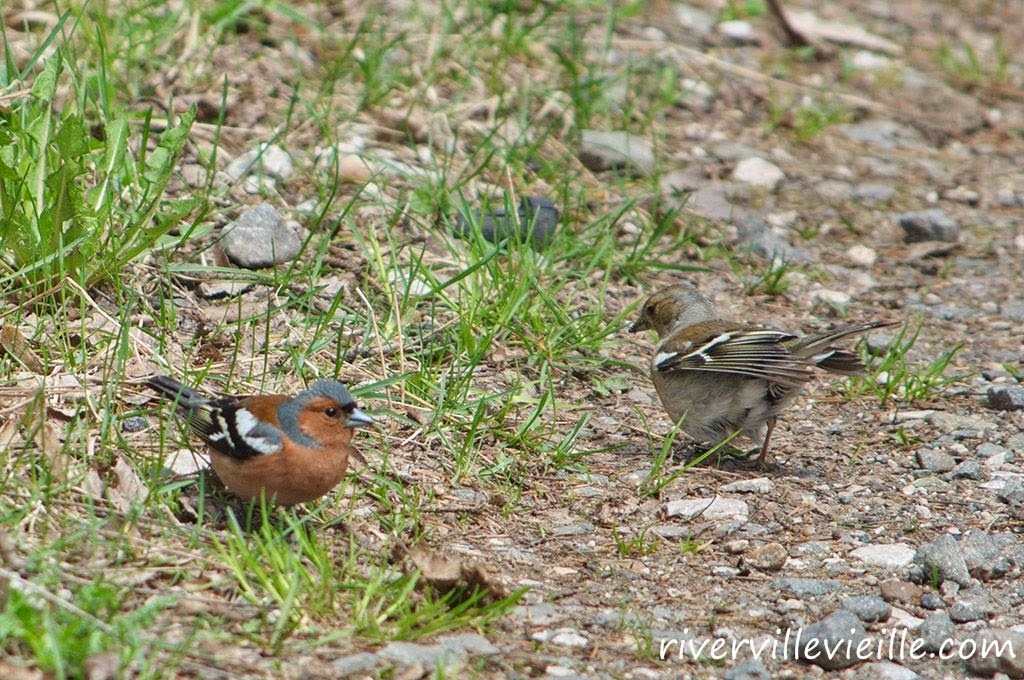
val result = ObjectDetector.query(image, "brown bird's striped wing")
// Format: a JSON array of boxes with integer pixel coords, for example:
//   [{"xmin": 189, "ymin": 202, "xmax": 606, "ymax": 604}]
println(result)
[{"xmin": 654, "ymin": 322, "xmax": 815, "ymax": 387}]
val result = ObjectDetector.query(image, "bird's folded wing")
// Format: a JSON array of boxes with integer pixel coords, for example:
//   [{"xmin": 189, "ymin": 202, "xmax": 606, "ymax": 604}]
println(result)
[{"xmin": 655, "ymin": 329, "xmax": 813, "ymax": 386}]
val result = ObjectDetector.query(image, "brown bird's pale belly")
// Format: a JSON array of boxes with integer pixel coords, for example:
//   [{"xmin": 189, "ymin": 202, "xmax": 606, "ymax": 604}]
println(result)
[{"xmin": 650, "ymin": 369, "xmax": 802, "ymax": 446}]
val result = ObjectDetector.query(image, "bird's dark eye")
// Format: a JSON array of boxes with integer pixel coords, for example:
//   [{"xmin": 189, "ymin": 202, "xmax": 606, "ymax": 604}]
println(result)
[{"xmin": 325, "ymin": 407, "xmax": 338, "ymax": 417}]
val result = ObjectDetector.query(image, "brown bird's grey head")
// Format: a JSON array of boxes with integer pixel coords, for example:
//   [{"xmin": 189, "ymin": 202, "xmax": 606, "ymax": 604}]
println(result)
[{"xmin": 629, "ymin": 284, "xmax": 717, "ymax": 338}]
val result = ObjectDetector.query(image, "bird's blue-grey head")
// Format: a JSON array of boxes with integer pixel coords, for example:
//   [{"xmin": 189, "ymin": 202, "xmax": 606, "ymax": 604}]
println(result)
[{"xmin": 277, "ymin": 380, "xmax": 374, "ymax": 449}]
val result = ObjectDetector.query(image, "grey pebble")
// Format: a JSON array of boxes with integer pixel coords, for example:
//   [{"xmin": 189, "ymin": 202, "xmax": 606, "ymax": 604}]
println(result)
[
  {"xmin": 960, "ymin": 529, "xmax": 1010, "ymax": 581},
  {"xmin": 987, "ymin": 384, "xmax": 1024, "ymax": 411},
  {"xmin": 331, "ymin": 652, "xmax": 381, "ymax": 675},
  {"xmin": 549, "ymin": 522, "xmax": 594, "ymax": 536},
  {"xmin": 916, "ymin": 448, "xmax": 956, "ymax": 472},
  {"xmin": 837, "ymin": 120, "xmax": 926, "ymax": 150},
  {"xmin": 912, "ymin": 534, "xmax": 972, "ymax": 587},
  {"xmin": 773, "ymin": 578, "xmax": 841, "ymax": 597},
  {"xmin": 917, "ymin": 611, "xmax": 954, "ymax": 653},
  {"xmin": 943, "ymin": 459, "xmax": 982, "ymax": 480},
  {"xmin": 724, "ymin": 658, "xmax": 771, "ymax": 680},
  {"xmin": 842, "ymin": 595, "xmax": 891, "ymax": 622},
  {"xmin": 220, "ymin": 204, "xmax": 302, "ymax": 268},
  {"xmin": 975, "ymin": 442, "xmax": 1012, "ymax": 459},
  {"xmin": 853, "ymin": 661, "xmax": 922, "ymax": 680},
  {"xmin": 720, "ymin": 478, "xmax": 774, "ymax": 494},
  {"xmin": 996, "ymin": 477, "xmax": 1024, "ymax": 505},
  {"xmin": 790, "ymin": 610, "xmax": 868, "ymax": 670},
  {"xmin": 897, "ymin": 209, "xmax": 959, "ymax": 243},
  {"xmin": 949, "ymin": 586, "xmax": 998, "ymax": 623},
  {"xmin": 965, "ymin": 629, "xmax": 1024, "ymax": 678},
  {"xmin": 120, "ymin": 416, "xmax": 149, "ymax": 433},
  {"xmin": 453, "ymin": 196, "xmax": 559, "ymax": 248},
  {"xmin": 999, "ymin": 300, "xmax": 1024, "ymax": 320}
]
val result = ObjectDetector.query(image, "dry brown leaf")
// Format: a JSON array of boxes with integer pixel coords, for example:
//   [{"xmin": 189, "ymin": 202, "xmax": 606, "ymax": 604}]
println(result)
[
  {"xmin": 404, "ymin": 544, "xmax": 508, "ymax": 603},
  {"xmin": 107, "ymin": 457, "xmax": 149, "ymax": 512},
  {"xmin": 0, "ymin": 325, "xmax": 45, "ymax": 374}
]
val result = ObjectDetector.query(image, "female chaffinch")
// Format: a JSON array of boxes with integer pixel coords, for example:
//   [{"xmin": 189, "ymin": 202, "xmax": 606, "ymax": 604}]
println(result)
[
  {"xmin": 629, "ymin": 283, "xmax": 892, "ymax": 463},
  {"xmin": 147, "ymin": 375, "xmax": 374, "ymax": 506}
]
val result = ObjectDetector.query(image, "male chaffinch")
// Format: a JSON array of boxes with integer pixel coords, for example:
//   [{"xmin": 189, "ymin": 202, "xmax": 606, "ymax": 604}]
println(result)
[
  {"xmin": 147, "ymin": 375, "xmax": 374, "ymax": 506},
  {"xmin": 629, "ymin": 283, "xmax": 892, "ymax": 463}
]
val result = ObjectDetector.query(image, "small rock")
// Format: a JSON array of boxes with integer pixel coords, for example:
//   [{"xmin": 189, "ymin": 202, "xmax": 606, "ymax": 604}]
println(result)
[
  {"xmin": 850, "ymin": 544, "xmax": 916, "ymax": 569},
  {"xmin": 879, "ymin": 580, "xmax": 922, "ymax": 606},
  {"xmin": 976, "ymin": 442, "xmax": 1011, "ymax": 459},
  {"xmin": 853, "ymin": 183, "xmax": 896, "ymax": 203},
  {"xmin": 664, "ymin": 497, "xmax": 748, "ymax": 521},
  {"xmin": 549, "ymin": 522, "xmax": 594, "ymax": 537},
  {"xmin": 436, "ymin": 633, "xmax": 499, "ymax": 656},
  {"xmin": 958, "ymin": 528, "xmax": 1007, "ymax": 581},
  {"xmin": 332, "ymin": 652, "xmax": 381, "ymax": 675},
  {"xmin": 337, "ymin": 154, "xmax": 374, "ymax": 183},
  {"xmin": 987, "ymin": 385, "xmax": 1024, "ymax": 411},
  {"xmin": 220, "ymin": 204, "xmax": 302, "ymax": 268},
  {"xmin": 773, "ymin": 578, "xmax": 840, "ymax": 597},
  {"xmin": 718, "ymin": 20, "xmax": 757, "ymax": 43},
  {"xmin": 996, "ymin": 476, "xmax": 1024, "ymax": 506},
  {"xmin": 225, "ymin": 143, "xmax": 293, "ymax": 182},
  {"xmin": 724, "ymin": 658, "xmax": 771, "ymax": 680},
  {"xmin": 913, "ymin": 534, "xmax": 972, "ymax": 587},
  {"xmin": 854, "ymin": 662, "xmax": 921, "ymax": 679},
  {"xmin": 378, "ymin": 641, "xmax": 446, "ymax": 667},
  {"xmin": 120, "ymin": 416, "xmax": 148, "ymax": 433},
  {"xmin": 944, "ymin": 459, "xmax": 982, "ymax": 480},
  {"xmin": 842, "ymin": 595, "xmax": 891, "ymax": 623},
  {"xmin": 1000, "ymin": 300, "xmax": 1024, "ymax": 320},
  {"xmin": 532, "ymin": 628, "xmax": 588, "ymax": 648},
  {"xmin": 732, "ymin": 157, "xmax": 785, "ymax": 189},
  {"xmin": 897, "ymin": 209, "xmax": 959, "ymax": 243},
  {"xmin": 965, "ymin": 629, "xmax": 1024, "ymax": 678},
  {"xmin": 745, "ymin": 543, "xmax": 788, "ymax": 571},
  {"xmin": 811, "ymin": 288, "xmax": 852, "ymax": 308},
  {"xmin": 917, "ymin": 611, "xmax": 955, "ymax": 653},
  {"xmin": 790, "ymin": 610, "xmax": 868, "ymax": 670},
  {"xmin": 846, "ymin": 244, "xmax": 878, "ymax": 267},
  {"xmin": 838, "ymin": 120, "xmax": 925, "ymax": 150},
  {"xmin": 578, "ymin": 130, "xmax": 655, "ymax": 174},
  {"xmin": 888, "ymin": 607, "xmax": 924, "ymax": 630},
  {"xmin": 850, "ymin": 51, "xmax": 892, "ymax": 70},
  {"xmin": 720, "ymin": 478, "xmax": 774, "ymax": 494},
  {"xmin": 512, "ymin": 603, "xmax": 560, "ymax": 625},
  {"xmin": 673, "ymin": 4, "xmax": 716, "ymax": 34},
  {"xmin": 943, "ymin": 185, "xmax": 980, "ymax": 205},
  {"xmin": 949, "ymin": 586, "xmax": 995, "ymax": 622},
  {"xmin": 453, "ymin": 196, "xmax": 559, "ymax": 248}
]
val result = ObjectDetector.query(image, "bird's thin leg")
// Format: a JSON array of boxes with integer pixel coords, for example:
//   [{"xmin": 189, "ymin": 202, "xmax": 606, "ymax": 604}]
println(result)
[{"xmin": 758, "ymin": 417, "xmax": 777, "ymax": 464}]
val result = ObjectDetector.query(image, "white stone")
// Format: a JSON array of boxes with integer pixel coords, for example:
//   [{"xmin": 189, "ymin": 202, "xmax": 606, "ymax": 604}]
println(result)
[
  {"xmin": 665, "ymin": 497, "xmax": 748, "ymax": 521},
  {"xmin": 732, "ymin": 157, "xmax": 785, "ymax": 189},
  {"xmin": 850, "ymin": 543, "xmax": 916, "ymax": 568},
  {"xmin": 846, "ymin": 244, "xmax": 878, "ymax": 267}
]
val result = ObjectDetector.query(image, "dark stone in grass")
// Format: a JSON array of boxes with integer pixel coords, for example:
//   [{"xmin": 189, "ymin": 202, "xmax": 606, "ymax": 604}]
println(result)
[
  {"xmin": 120, "ymin": 416, "xmax": 149, "ymax": 433},
  {"xmin": 453, "ymin": 196, "xmax": 558, "ymax": 248}
]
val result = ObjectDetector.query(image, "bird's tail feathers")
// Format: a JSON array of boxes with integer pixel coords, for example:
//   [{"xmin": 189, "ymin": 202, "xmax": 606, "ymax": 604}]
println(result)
[
  {"xmin": 792, "ymin": 321, "xmax": 895, "ymax": 375},
  {"xmin": 146, "ymin": 375, "xmax": 208, "ymax": 408}
]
